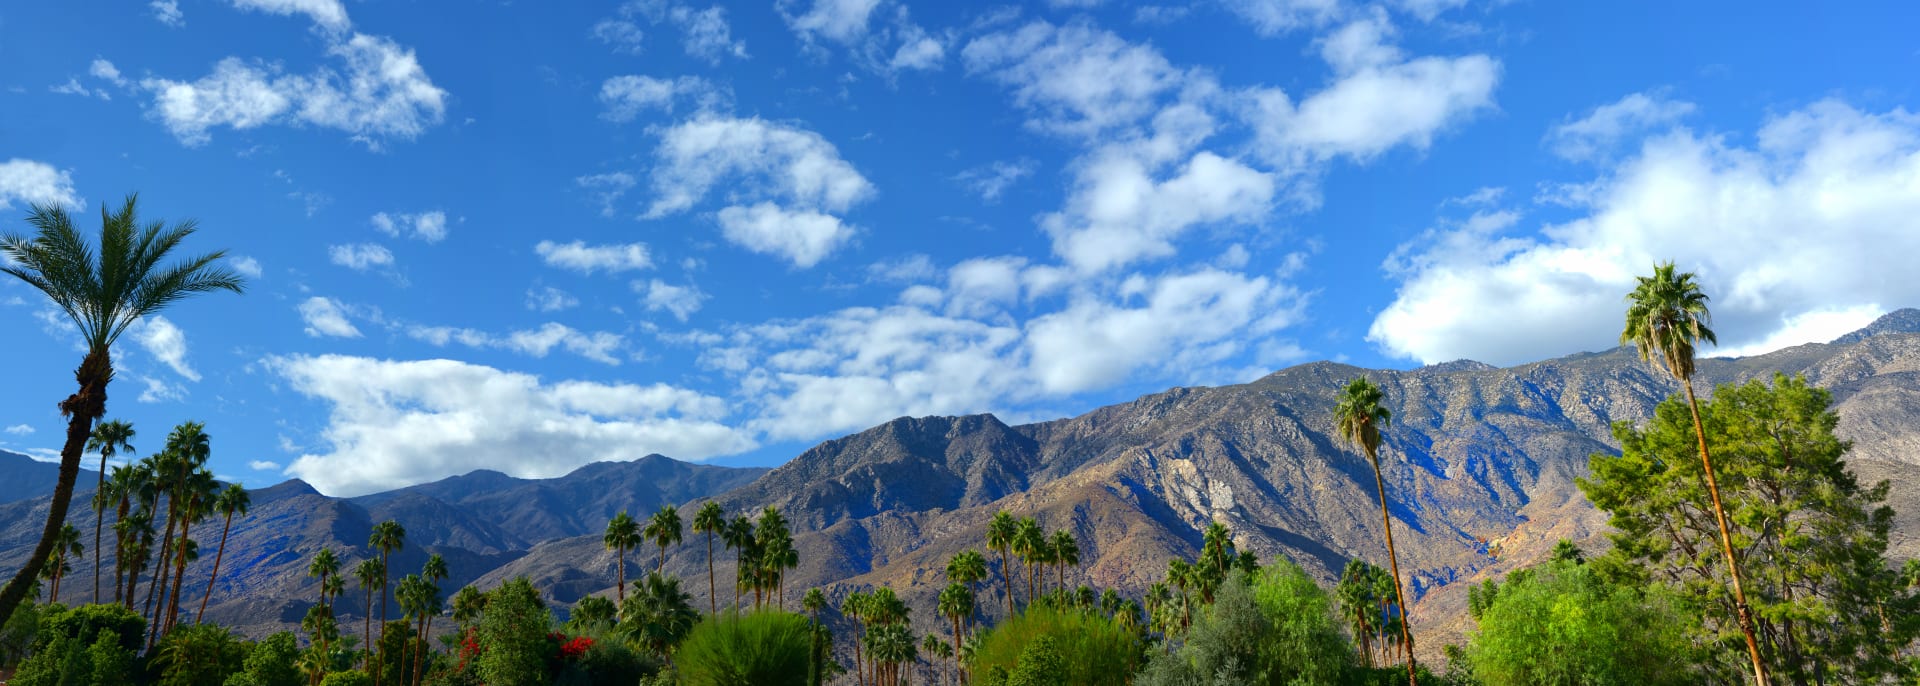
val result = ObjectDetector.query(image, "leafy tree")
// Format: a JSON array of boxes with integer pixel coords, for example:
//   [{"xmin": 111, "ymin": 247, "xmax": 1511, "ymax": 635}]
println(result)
[
  {"xmin": 1004, "ymin": 634, "xmax": 1065, "ymax": 686},
  {"xmin": 692, "ymin": 502, "xmax": 726, "ymax": 615},
  {"xmin": 198, "ymin": 482, "xmax": 251, "ymax": 622},
  {"xmin": 1137, "ymin": 563, "xmax": 1354, "ymax": 686},
  {"xmin": 152, "ymin": 622, "xmax": 248, "ymax": 686},
  {"xmin": 0, "ymin": 196, "xmax": 244, "ymax": 627},
  {"xmin": 620, "ymin": 572, "xmax": 699, "ymax": 659},
  {"xmin": 1580, "ymin": 374, "xmax": 1919, "ymax": 683},
  {"xmin": 1465, "ymin": 560, "xmax": 1694, "ymax": 686},
  {"xmin": 319, "ymin": 671, "xmax": 373, "ymax": 686},
  {"xmin": 475, "ymin": 577, "xmax": 553, "ymax": 686},
  {"xmin": 967, "ymin": 604, "xmax": 1144, "ymax": 685},
  {"xmin": 86, "ymin": 419, "xmax": 136, "ymax": 605},
  {"xmin": 1334, "ymin": 375, "xmax": 1417, "ymax": 684},
  {"xmin": 11, "ymin": 628, "xmax": 138, "ymax": 686},
  {"xmin": 645, "ymin": 506, "xmax": 683, "ymax": 575},
  {"xmin": 35, "ymin": 602, "xmax": 146, "ymax": 655},
  {"xmin": 225, "ymin": 631, "xmax": 305, "ymax": 686},
  {"xmin": 672, "ymin": 610, "xmax": 810, "ymax": 686},
  {"xmin": 0, "ymin": 600, "xmax": 39, "ymax": 667},
  {"xmin": 987, "ymin": 512, "xmax": 1018, "ymax": 618},
  {"xmin": 449, "ymin": 585, "xmax": 486, "ymax": 630},
  {"xmin": 1619, "ymin": 261, "xmax": 1769, "ymax": 685}
]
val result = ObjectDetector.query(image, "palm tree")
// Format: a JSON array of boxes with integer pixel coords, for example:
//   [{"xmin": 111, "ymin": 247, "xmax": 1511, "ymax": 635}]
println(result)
[
  {"xmin": 721, "ymin": 515, "xmax": 754, "ymax": 610},
  {"xmin": 352, "ymin": 557, "xmax": 384, "ymax": 666},
  {"xmin": 985, "ymin": 511, "xmax": 1017, "ymax": 617},
  {"xmin": 842, "ymin": 591, "xmax": 870, "ymax": 686},
  {"xmin": 1050, "ymin": 530, "xmax": 1079, "ymax": 592},
  {"xmin": 45, "ymin": 524, "xmax": 82, "ymax": 604},
  {"xmin": 86, "ymin": 419, "xmax": 136, "ymax": 604},
  {"xmin": 620, "ymin": 571, "xmax": 698, "ymax": 659},
  {"xmin": 923, "ymin": 632, "xmax": 949, "ymax": 686},
  {"xmin": 692, "ymin": 502, "xmax": 725, "ymax": 614},
  {"xmin": 944, "ymin": 550, "xmax": 987, "ymax": 634},
  {"xmin": 194, "ymin": 483, "xmax": 248, "ymax": 623},
  {"xmin": 368, "ymin": 519, "xmax": 406, "ymax": 686},
  {"xmin": 757, "ymin": 507, "xmax": 796, "ymax": 609},
  {"xmin": 162, "ymin": 469, "xmax": 215, "ymax": 635},
  {"xmin": 110, "ymin": 489, "xmax": 147, "ymax": 605},
  {"xmin": 0, "ymin": 195, "xmax": 245, "ymax": 626},
  {"xmin": 644, "ymin": 505, "xmax": 682, "ymax": 574},
  {"xmin": 1338, "ymin": 559, "xmax": 1379, "ymax": 667},
  {"xmin": 938, "ymin": 582, "xmax": 973, "ymax": 685},
  {"xmin": 450, "ymin": 585, "xmax": 486, "ymax": 629},
  {"xmin": 1335, "ymin": 375, "xmax": 1416, "ymax": 684},
  {"xmin": 417, "ymin": 553, "xmax": 447, "ymax": 686},
  {"xmin": 1012, "ymin": 517, "xmax": 1045, "ymax": 605},
  {"xmin": 1622, "ymin": 261, "xmax": 1769, "ymax": 685},
  {"xmin": 604, "ymin": 510, "xmax": 640, "ymax": 609}
]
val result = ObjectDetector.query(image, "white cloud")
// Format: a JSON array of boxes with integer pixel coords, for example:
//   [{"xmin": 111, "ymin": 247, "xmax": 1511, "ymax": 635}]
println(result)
[
  {"xmin": 247, "ymin": 460, "xmax": 280, "ymax": 471},
  {"xmin": 371, "ymin": 210, "xmax": 448, "ymax": 242},
  {"xmin": 647, "ymin": 115, "xmax": 875, "ymax": 217},
  {"xmin": 328, "ymin": 243, "xmax": 394, "ymax": 270},
  {"xmin": 576, "ymin": 172, "xmax": 638, "ymax": 217},
  {"xmin": 1392, "ymin": 0, "xmax": 1472, "ymax": 22},
  {"xmin": 954, "ymin": 158, "xmax": 1037, "ymax": 202},
  {"xmin": 868, "ymin": 254, "xmax": 937, "ymax": 283},
  {"xmin": 1220, "ymin": 0, "xmax": 1343, "ymax": 36},
  {"xmin": 140, "ymin": 33, "xmax": 446, "ymax": 148},
  {"xmin": 406, "ymin": 321, "xmax": 628, "ymax": 365},
  {"xmin": 136, "ymin": 376, "xmax": 187, "ymax": 404},
  {"xmin": 266, "ymin": 354, "xmax": 756, "ymax": 496},
  {"xmin": 90, "ymin": 59, "xmax": 128, "ymax": 87},
  {"xmin": 151, "ymin": 0, "xmax": 185, "ymax": 26},
  {"xmin": 51, "ymin": 78, "xmax": 110, "ymax": 101},
  {"xmin": 535, "ymin": 240, "xmax": 653, "ymax": 274},
  {"xmin": 639, "ymin": 279, "xmax": 708, "ymax": 321},
  {"xmin": 3, "ymin": 425, "xmax": 32, "ymax": 436},
  {"xmin": 299, "ymin": 297, "xmax": 362, "ymax": 338},
  {"xmin": 132, "ymin": 315, "xmax": 200, "ymax": 382},
  {"xmin": 1547, "ymin": 91, "xmax": 1697, "ymax": 162},
  {"xmin": 0, "ymin": 159, "xmax": 81, "ymax": 210},
  {"xmin": 1371, "ymin": 100, "xmax": 1920, "ymax": 365},
  {"xmin": 230, "ymin": 256, "xmax": 263, "ymax": 278},
  {"xmin": 525, "ymin": 286, "xmax": 580, "ymax": 312},
  {"xmin": 1712, "ymin": 305, "xmax": 1887, "ymax": 358},
  {"xmin": 592, "ymin": 19, "xmax": 645, "ymax": 54},
  {"xmin": 676, "ymin": 6, "xmax": 750, "ymax": 62},
  {"xmin": 890, "ymin": 28, "xmax": 946, "ymax": 71},
  {"xmin": 1043, "ymin": 148, "xmax": 1276, "ymax": 273},
  {"xmin": 229, "ymin": 0, "xmax": 349, "ymax": 32},
  {"xmin": 780, "ymin": 0, "xmax": 885, "ymax": 45},
  {"xmin": 962, "ymin": 21, "xmax": 1184, "ymax": 138},
  {"xmin": 599, "ymin": 75, "xmax": 727, "ymax": 122},
  {"xmin": 716, "ymin": 203, "xmax": 856, "ymax": 268}
]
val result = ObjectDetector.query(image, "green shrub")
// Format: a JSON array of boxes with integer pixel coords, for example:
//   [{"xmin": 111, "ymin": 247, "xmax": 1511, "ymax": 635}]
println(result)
[
  {"xmin": 319, "ymin": 670, "xmax": 374, "ymax": 686},
  {"xmin": 1006, "ymin": 635, "xmax": 1067, "ymax": 686},
  {"xmin": 35, "ymin": 602, "xmax": 145, "ymax": 655},
  {"xmin": 0, "ymin": 600, "xmax": 40, "ymax": 667},
  {"xmin": 11, "ymin": 628, "xmax": 139, "ymax": 686},
  {"xmin": 675, "ymin": 611, "xmax": 812, "ymax": 686},
  {"xmin": 151, "ymin": 623, "xmax": 249, "ymax": 686},
  {"xmin": 475, "ymin": 577, "xmax": 555, "ymax": 686},
  {"xmin": 1465, "ymin": 562, "xmax": 1694, "ymax": 686},
  {"xmin": 968, "ymin": 604, "xmax": 1144, "ymax": 685},
  {"xmin": 1135, "ymin": 563, "xmax": 1354, "ymax": 686},
  {"xmin": 224, "ymin": 631, "xmax": 303, "ymax": 686}
]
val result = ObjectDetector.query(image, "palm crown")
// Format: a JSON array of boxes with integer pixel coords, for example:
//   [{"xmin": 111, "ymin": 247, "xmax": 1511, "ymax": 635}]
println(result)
[{"xmin": 1622, "ymin": 261, "xmax": 1717, "ymax": 382}]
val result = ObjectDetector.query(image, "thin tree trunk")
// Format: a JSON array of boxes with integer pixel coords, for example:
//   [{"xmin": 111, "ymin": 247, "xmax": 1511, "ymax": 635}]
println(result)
[
  {"xmin": 365, "ymin": 585, "xmax": 375, "ymax": 670},
  {"xmin": 197, "ymin": 512, "xmax": 235, "ymax": 623},
  {"xmin": 94, "ymin": 451, "xmax": 108, "ymax": 604},
  {"xmin": 952, "ymin": 617, "xmax": 963, "ymax": 686},
  {"xmin": 616, "ymin": 548, "xmax": 627, "ymax": 610},
  {"xmin": 49, "ymin": 563, "xmax": 63, "ymax": 604},
  {"xmin": 999, "ymin": 550, "xmax": 1013, "ymax": 618},
  {"xmin": 0, "ymin": 356, "xmax": 105, "ymax": 628},
  {"xmin": 145, "ymin": 496, "xmax": 178, "ymax": 649},
  {"xmin": 112, "ymin": 496, "xmax": 129, "ymax": 604},
  {"xmin": 165, "ymin": 518, "xmax": 192, "ymax": 634},
  {"xmin": 706, "ymin": 533, "xmax": 716, "ymax": 615},
  {"xmin": 1369, "ymin": 453, "xmax": 1417, "ymax": 686},
  {"xmin": 377, "ymin": 552, "xmax": 391, "ymax": 686},
  {"xmin": 1685, "ymin": 382, "xmax": 1772, "ymax": 686}
]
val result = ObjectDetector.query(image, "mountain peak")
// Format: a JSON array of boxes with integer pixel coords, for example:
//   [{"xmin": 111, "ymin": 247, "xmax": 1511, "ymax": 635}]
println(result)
[{"xmin": 1831, "ymin": 308, "xmax": 1920, "ymax": 346}]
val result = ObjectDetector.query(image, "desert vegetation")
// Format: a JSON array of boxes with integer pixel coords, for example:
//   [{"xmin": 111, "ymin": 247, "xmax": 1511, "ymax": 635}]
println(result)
[{"xmin": 3, "ymin": 201, "xmax": 1918, "ymax": 685}]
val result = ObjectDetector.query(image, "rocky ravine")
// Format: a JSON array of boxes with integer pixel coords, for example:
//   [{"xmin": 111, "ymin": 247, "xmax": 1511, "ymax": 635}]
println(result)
[{"xmin": 3, "ymin": 310, "xmax": 1917, "ymax": 659}]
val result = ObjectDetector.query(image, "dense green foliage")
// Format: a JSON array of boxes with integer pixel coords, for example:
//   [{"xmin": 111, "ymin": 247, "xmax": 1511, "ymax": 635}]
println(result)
[
  {"xmin": 474, "ymin": 578, "xmax": 554, "ymax": 686},
  {"xmin": 151, "ymin": 623, "xmax": 248, "ymax": 686},
  {"xmin": 222, "ymin": 631, "xmax": 302, "ymax": 686},
  {"xmin": 673, "ymin": 611, "xmax": 812, "ymax": 686},
  {"xmin": 1580, "ymin": 374, "xmax": 1919, "ymax": 682},
  {"xmin": 968, "ymin": 602, "xmax": 1144, "ymax": 685},
  {"xmin": 1137, "ymin": 563, "xmax": 1352, "ymax": 686},
  {"xmin": 10, "ymin": 628, "xmax": 139, "ymax": 686},
  {"xmin": 35, "ymin": 602, "xmax": 147, "ymax": 655},
  {"xmin": 1464, "ymin": 560, "xmax": 1694, "ymax": 685}
]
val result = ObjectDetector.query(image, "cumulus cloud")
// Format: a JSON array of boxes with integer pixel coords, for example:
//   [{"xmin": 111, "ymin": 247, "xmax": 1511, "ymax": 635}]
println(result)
[
  {"xmin": 150, "ymin": 0, "xmax": 185, "ymax": 26},
  {"xmin": 716, "ymin": 203, "xmax": 856, "ymax": 268},
  {"xmin": 299, "ymin": 297, "xmax": 362, "ymax": 338},
  {"xmin": 230, "ymin": 0, "xmax": 350, "ymax": 32},
  {"xmin": 1044, "ymin": 148, "xmax": 1276, "ymax": 273},
  {"xmin": 4, "ymin": 425, "xmax": 33, "ymax": 435},
  {"xmin": 132, "ymin": 316, "xmax": 199, "ymax": 381},
  {"xmin": 592, "ymin": 18, "xmax": 645, "ymax": 53},
  {"xmin": 962, "ymin": 21, "xmax": 1185, "ymax": 139},
  {"xmin": 0, "ymin": 159, "xmax": 81, "ymax": 210},
  {"xmin": 535, "ymin": 240, "xmax": 653, "ymax": 274},
  {"xmin": 525, "ymin": 285, "xmax": 579, "ymax": 312},
  {"xmin": 328, "ymin": 243, "xmax": 394, "ymax": 270},
  {"xmin": 371, "ymin": 210, "xmax": 448, "ymax": 242},
  {"xmin": 409, "ymin": 323, "xmax": 627, "ymax": 365},
  {"xmin": 247, "ymin": 459, "xmax": 280, "ymax": 471},
  {"xmin": 1547, "ymin": 91, "xmax": 1697, "ymax": 162},
  {"xmin": 136, "ymin": 376, "xmax": 187, "ymax": 404},
  {"xmin": 638, "ymin": 279, "xmax": 708, "ymax": 321},
  {"xmin": 780, "ymin": 0, "xmax": 884, "ymax": 45},
  {"xmin": 1220, "ymin": 0, "xmax": 1343, "ymax": 35},
  {"xmin": 230, "ymin": 256, "xmax": 263, "ymax": 278},
  {"xmin": 140, "ymin": 31, "xmax": 446, "ymax": 147},
  {"xmin": 1370, "ymin": 100, "xmax": 1920, "ymax": 365},
  {"xmin": 599, "ymin": 1, "xmax": 747, "ymax": 63},
  {"xmin": 599, "ymin": 75, "xmax": 728, "ymax": 122},
  {"xmin": 266, "ymin": 354, "xmax": 756, "ymax": 495}
]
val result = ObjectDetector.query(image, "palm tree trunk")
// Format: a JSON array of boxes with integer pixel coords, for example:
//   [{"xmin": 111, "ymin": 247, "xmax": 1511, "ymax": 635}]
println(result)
[
  {"xmin": 165, "ymin": 521, "xmax": 192, "ymax": 634},
  {"xmin": 1369, "ymin": 454, "xmax": 1417, "ymax": 686},
  {"xmin": 1685, "ymin": 381, "xmax": 1772, "ymax": 686},
  {"xmin": 50, "ymin": 563, "xmax": 63, "ymax": 604},
  {"xmin": 999, "ymin": 550, "xmax": 1012, "ymax": 618},
  {"xmin": 415, "ymin": 612, "xmax": 428, "ymax": 686},
  {"xmin": 94, "ymin": 452, "xmax": 108, "ymax": 605},
  {"xmin": 616, "ymin": 549, "xmax": 627, "ymax": 610},
  {"xmin": 0, "ymin": 353, "xmax": 105, "ymax": 628},
  {"xmin": 705, "ymin": 533, "xmax": 716, "ymax": 615},
  {"xmin": 365, "ymin": 585, "xmax": 375, "ymax": 670},
  {"xmin": 197, "ymin": 512, "xmax": 235, "ymax": 623},
  {"xmin": 378, "ymin": 552, "xmax": 391, "ymax": 686},
  {"xmin": 145, "ymin": 498, "xmax": 178, "ymax": 649},
  {"xmin": 658, "ymin": 543, "xmax": 666, "ymax": 574},
  {"xmin": 113, "ymin": 496, "xmax": 129, "ymax": 604},
  {"xmin": 951, "ymin": 617, "xmax": 963, "ymax": 686}
]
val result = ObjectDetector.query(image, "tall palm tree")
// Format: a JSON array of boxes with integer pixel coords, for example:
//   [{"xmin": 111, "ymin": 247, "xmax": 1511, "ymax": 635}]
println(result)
[
  {"xmin": 0, "ymin": 195, "xmax": 244, "ymax": 626},
  {"xmin": 86, "ymin": 419, "xmax": 136, "ymax": 604},
  {"xmin": 842, "ymin": 591, "xmax": 870, "ymax": 686},
  {"xmin": 722, "ymin": 515, "xmax": 754, "ymax": 611},
  {"xmin": 1335, "ymin": 376, "xmax": 1416, "ymax": 685},
  {"xmin": 1050, "ymin": 530, "xmax": 1079, "ymax": 591},
  {"xmin": 643, "ymin": 505, "xmax": 682, "ymax": 574},
  {"xmin": 1012, "ymin": 517, "xmax": 1045, "ymax": 605},
  {"xmin": 692, "ymin": 502, "xmax": 725, "ymax": 614},
  {"xmin": 162, "ymin": 469, "xmax": 215, "ymax": 635},
  {"xmin": 108, "ymin": 477, "xmax": 145, "ymax": 605},
  {"xmin": 923, "ymin": 632, "xmax": 949, "ymax": 686},
  {"xmin": 938, "ymin": 582, "xmax": 972, "ymax": 685},
  {"xmin": 450, "ymin": 585, "xmax": 486, "ymax": 629},
  {"xmin": 417, "ymin": 553, "xmax": 446, "ymax": 686},
  {"xmin": 352, "ymin": 557, "xmax": 384, "ymax": 667},
  {"xmin": 944, "ymin": 550, "xmax": 987, "ymax": 635},
  {"xmin": 985, "ymin": 511, "xmax": 1017, "ymax": 618},
  {"xmin": 1623, "ymin": 261, "xmax": 1769, "ymax": 685},
  {"xmin": 604, "ymin": 510, "xmax": 640, "ymax": 610},
  {"xmin": 45, "ymin": 524, "xmax": 82, "ymax": 604},
  {"xmin": 195, "ymin": 483, "xmax": 249, "ymax": 623},
  {"xmin": 619, "ymin": 571, "xmax": 698, "ymax": 659},
  {"xmin": 757, "ymin": 507, "xmax": 796, "ymax": 609},
  {"xmin": 368, "ymin": 520, "xmax": 405, "ymax": 686}
]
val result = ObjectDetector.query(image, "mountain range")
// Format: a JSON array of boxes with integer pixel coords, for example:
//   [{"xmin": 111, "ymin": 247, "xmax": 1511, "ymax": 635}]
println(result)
[{"xmin": 3, "ymin": 309, "xmax": 1918, "ymax": 658}]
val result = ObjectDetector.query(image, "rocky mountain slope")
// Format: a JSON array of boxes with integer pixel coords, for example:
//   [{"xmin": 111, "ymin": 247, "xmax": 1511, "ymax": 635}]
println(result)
[{"xmin": 2, "ymin": 310, "xmax": 1916, "ymax": 657}]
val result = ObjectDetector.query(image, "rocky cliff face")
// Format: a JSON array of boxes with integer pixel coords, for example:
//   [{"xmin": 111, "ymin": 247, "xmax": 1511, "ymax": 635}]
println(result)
[{"xmin": 3, "ymin": 310, "xmax": 1916, "ymax": 656}]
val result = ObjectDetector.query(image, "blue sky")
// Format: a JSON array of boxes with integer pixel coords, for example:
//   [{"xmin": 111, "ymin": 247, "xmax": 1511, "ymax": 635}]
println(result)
[{"xmin": 3, "ymin": 0, "xmax": 1917, "ymax": 496}]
